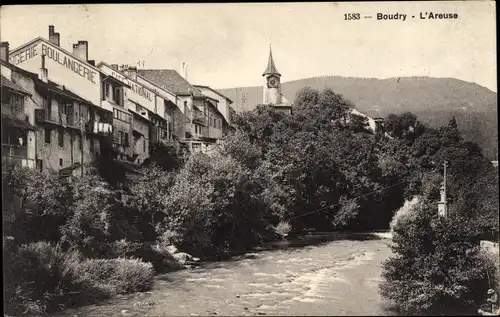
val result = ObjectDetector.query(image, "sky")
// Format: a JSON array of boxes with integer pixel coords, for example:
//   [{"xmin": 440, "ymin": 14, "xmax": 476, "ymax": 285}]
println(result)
[{"xmin": 0, "ymin": 2, "xmax": 497, "ymax": 92}]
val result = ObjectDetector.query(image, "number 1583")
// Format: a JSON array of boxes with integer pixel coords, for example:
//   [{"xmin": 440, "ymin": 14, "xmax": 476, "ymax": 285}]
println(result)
[{"xmin": 344, "ymin": 13, "xmax": 360, "ymax": 20}]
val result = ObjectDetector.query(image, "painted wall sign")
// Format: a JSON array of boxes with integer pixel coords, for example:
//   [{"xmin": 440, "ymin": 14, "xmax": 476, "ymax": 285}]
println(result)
[
  {"xmin": 99, "ymin": 63, "xmax": 156, "ymax": 112},
  {"xmin": 41, "ymin": 44, "xmax": 97, "ymax": 83},
  {"xmin": 9, "ymin": 39, "xmax": 102, "ymax": 107},
  {"xmin": 10, "ymin": 42, "xmax": 98, "ymax": 84},
  {"xmin": 9, "ymin": 44, "xmax": 38, "ymax": 65}
]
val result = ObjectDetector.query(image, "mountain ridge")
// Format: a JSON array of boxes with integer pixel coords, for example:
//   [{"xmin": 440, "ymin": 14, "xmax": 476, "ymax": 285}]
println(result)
[{"xmin": 217, "ymin": 76, "xmax": 498, "ymax": 160}]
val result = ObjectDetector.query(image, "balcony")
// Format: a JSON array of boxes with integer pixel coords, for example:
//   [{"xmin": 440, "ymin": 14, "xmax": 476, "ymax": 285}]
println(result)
[
  {"xmin": 1, "ymin": 103, "xmax": 25, "ymax": 120},
  {"xmin": 193, "ymin": 109, "xmax": 207, "ymax": 126},
  {"xmin": 2, "ymin": 155, "xmax": 35, "ymax": 169},
  {"xmin": 85, "ymin": 120, "xmax": 113, "ymax": 136},
  {"xmin": 1, "ymin": 144, "xmax": 35, "ymax": 169},
  {"xmin": 2, "ymin": 144, "xmax": 28, "ymax": 157},
  {"xmin": 35, "ymin": 109, "xmax": 77, "ymax": 128}
]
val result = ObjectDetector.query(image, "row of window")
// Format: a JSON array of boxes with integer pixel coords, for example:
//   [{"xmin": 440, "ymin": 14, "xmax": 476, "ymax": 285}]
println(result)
[
  {"xmin": 44, "ymin": 128, "xmax": 83, "ymax": 150},
  {"xmin": 113, "ymin": 130, "xmax": 130, "ymax": 146},
  {"xmin": 194, "ymin": 124, "xmax": 203, "ymax": 135},
  {"xmin": 209, "ymin": 117, "xmax": 222, "ymax": 129},
  {"xmin": 1, "ymin": 91, "xmax": 24, "ymax": 116},
  {"xmin": 113, "ymin": 108, "xmax": 132, "ymax": 123},
  {"xmin": 102, "ymin": 82, "xmax": 124, "ymax": 106}
]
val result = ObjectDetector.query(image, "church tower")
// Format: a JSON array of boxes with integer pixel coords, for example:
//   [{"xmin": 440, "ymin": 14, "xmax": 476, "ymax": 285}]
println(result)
[{"xmin": 262, "ymin": 45, "xmax": 282, "ymax": 105}]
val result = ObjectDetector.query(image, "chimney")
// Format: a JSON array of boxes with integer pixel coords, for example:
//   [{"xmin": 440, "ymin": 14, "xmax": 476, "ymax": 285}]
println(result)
[
  {"xmin": 126, "ymin": 66, "xmax": 137, "ymax": 80},
  {"xmin": 48, "ymin": 25, "xmax": 60, "ymax": 47},
  {"xmin": 111, "ymin": 64, "xmax": 119, "ymax": 71},
  {"xmin": 72, "ymin": 41, "xmax": 88, "ymax": 61},
  {"xmin": 40, "ymin": 54, "xmax": 48, "ymax": 83},
  {"xmin": 0, "ymin": 42, "xmax": 9, "ymax": 62},
  {"xmin": 180, "ymin": 62, "xmax": 188, "ymax": 80}
]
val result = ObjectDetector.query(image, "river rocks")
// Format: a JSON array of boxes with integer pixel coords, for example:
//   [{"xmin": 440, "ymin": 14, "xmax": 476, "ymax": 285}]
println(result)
[
  {"xmin": 165, "ymin": 244, "xmax": 179, "ymax": 254},
  {"xmin": 174, "ymin": 252, "xmax": 195, "ymax": 264},
  {"xmin": 120, "ymin": 310, "xmax": 129, "ymax": 315},
  {"xmin": 134, "ymin": 300, "xmax": 158, "ymax": 307}
]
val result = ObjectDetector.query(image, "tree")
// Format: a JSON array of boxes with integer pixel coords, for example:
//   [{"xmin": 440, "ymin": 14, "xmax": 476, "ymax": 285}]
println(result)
[
  {"xmin": 380, "ymin": 200, "xmax": 497, "ymax": 315},
  {"xmin": 385, "ymin": 112, "xmax": 426, "ymax": 141},
  {"xmin": 162, "ymin": 152, "xmax": 276, "ymax": 259},
  {"xmin": 2, "ymin": 162, "xmax": 72, "ymax": 244},
  {"xmin": 125, "ymin": 165, "xmax": 176, "ymax": 242},
  {"xmin": 144, "ymin": 141, "xmax": 186, "ymax": 171},
  {"xmin": 294, "ymin": 86, "xmax": 320, "ymax": 109},
  {"xmin": 60, "ymin": 174, "xmax": 125, "ymax": 257},
  {"xmin": 94, "ymin": 142, "xmax": 127, "ymax": 188}
]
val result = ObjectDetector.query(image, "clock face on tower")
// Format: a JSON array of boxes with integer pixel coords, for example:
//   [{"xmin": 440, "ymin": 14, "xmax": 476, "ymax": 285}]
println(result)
[{"xmin": 267, "ymin": 77, "xmax": 278, "ymax": 88}]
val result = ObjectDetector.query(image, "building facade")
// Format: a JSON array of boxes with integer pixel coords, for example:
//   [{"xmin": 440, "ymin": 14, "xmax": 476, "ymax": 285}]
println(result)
[
  {"xmin": 5, "ymin": 26, "xmax": 116, "ymax": 175},
  {"xmin": 137, "ymin": 68, "xmax": 228, "ymax": 153},
  {"xmin": 194, "ymin": 85, "xmax": 233, "ymax": 132},
  {"xmin": 1, "ymin": 52, "xmax": 37, "ymax": 169},
  {"xmin": 2, "ymin": 24, "xmax": 233, "ymax": 177}
]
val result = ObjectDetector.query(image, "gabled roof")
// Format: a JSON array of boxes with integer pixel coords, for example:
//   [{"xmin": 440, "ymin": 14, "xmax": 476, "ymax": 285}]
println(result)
[
  {"xmin": 1, "ymin": 75, "xmax": 32, "ymax": 96},
  {"xmin": 35, "ymin": 79, "xmax": 95, "ymax": 105},
  {"xmin": 135, "ymin": 74, "xmax": 177, "ymax": 100},
  {"xmin": 97, "ymin": 61, "xmax": 141, "ymax": 89},
  {"xmin": 102, "ymin": 74, "xmax": 131, "ymax": 89},
  {"xmin": 137, "ymin": 69, "xmax": 204, "ymax": 97},
  {"xmin": 263, "ymin": 46, "xmax": 280, "ymax": 76},
  {"xmin": 1, "ymin": 113, "xmax": 37, "ymax": 131},
  {"xmin": 193, "ymin": 85, "xmax": 233, "ymax": 104},
  {"xmin": 0, "ymin": 59, "xmax": 40, "ymax": 80}
]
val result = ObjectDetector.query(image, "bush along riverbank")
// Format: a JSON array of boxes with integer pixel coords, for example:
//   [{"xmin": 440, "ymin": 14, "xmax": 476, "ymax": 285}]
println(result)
[{"xmin": 3, "ymin": 87, "xmax": 498, "ymax": 316}]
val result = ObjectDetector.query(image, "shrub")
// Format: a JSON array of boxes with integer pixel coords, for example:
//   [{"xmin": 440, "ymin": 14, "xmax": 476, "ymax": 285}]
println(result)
[
  {"xmin": 380, "ymin": 201, "xmax": 497, "ymax": 315},
  {"xmin": 3, "ymin": 241, "xmax": 84, "ymax": 315},
  {"xmin": 109, "ymin": 258, "xmax": 155, "ymax": 293},
  {"xmin": 274, "ymin": 221, "xmax": 292, "ymax": 237},
  {"xmin": 389, "ymin": 196, "xmax": 421, "ymax": 234},
  {"xmin": 2, "ymin": 163, "xmax": 71, "ymax": 244},
  {"xmin": 74, "ymin": 258, "xmax": 154, "ymax": 295},
  {"xmin": 4, "ymin": 241, "xmax": 155, "ymax": 316}
]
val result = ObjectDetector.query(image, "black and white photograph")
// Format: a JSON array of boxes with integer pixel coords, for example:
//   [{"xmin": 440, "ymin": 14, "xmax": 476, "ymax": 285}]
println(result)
[{"xmin": 0, "ymin": 2, "xmax": 498, "ymax": 316}]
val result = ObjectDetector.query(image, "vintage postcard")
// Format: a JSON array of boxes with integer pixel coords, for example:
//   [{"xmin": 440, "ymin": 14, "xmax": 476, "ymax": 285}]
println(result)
[{"xmin": 1, "ymin": 2, "xmax": 498, "ymax": 317}]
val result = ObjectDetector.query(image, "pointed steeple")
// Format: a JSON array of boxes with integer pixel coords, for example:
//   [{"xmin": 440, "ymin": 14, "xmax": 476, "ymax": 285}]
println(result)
[{"xmin": 263, "ymin": 45, "xmax": 281, "ymax": 76}]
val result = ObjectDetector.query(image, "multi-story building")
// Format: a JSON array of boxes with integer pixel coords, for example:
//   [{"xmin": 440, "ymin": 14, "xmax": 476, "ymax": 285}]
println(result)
[
  {"xmin": 1, "ymin": 45, "xmax": 37, "ymax": 169},
  {"xmin": 5, "ymin": 26, "xmax": 114, "ymax": 176},
  {"xmin": 193, "ymin": 85, "xmax": 233, "ymax": 133},
  {"xmin": 137, "ymin": 67, "xmax": 228, "ymax": 153},
  {"xmin": 99, "ymin": 63, "xmax": 185, "ymax": 164},
  {"xmin": 3, "ymin": 24, "xmax": 233, "ymax": 177},
  {"xmin": 131, "ymin": 67, "xmax": 185, "ymax": 143}
]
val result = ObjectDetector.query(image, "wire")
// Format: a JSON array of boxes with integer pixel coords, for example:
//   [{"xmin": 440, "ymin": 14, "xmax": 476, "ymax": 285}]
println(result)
[{"xmin": 289, "ymin": 179, "xmax": 408, "ymax": 220}]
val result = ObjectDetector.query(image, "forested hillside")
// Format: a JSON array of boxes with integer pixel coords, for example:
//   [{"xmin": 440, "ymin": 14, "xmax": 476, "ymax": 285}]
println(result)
[{"xmin": 219, "ymin": 76, "xmax": 498, "ymax": 159}]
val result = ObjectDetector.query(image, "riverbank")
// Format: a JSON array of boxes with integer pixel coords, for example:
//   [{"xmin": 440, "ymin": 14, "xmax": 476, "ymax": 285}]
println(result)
[{"xmin": 54, "ymin": 233, "xmax": 394, "ymax": 316}]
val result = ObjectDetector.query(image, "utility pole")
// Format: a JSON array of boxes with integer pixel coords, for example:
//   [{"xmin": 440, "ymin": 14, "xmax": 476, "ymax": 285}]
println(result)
[{"xmin": 438, "ymin": 160, "xmax": 448, "ymax": 217}]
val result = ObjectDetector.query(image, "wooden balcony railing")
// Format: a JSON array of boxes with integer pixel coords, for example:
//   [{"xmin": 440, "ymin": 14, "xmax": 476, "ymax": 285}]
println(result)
[
  {"xmin": 85, "ymin": 120, "xmax": 113, "ymax": 136},
  {"xmin": 1, "ymin": 155, "xmax": 35, "ymax": 169},
  {"xmin": 2, "ymin": 144, "xmax": 28, "ymax": 158},
  {"xmin": 1, "ymin": 103, "xmax": 25, "ymax": 119},
  {"xmin": 35, "ymin": 109, "xmax": 77, "ymax": 127},
  {"xmin": 193, "ymin": 110, "xmax": 207, "ymax": 126}
]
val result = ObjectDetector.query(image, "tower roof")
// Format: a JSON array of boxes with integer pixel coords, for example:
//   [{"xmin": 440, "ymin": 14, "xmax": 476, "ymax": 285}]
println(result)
[{"xmin": 262, "ymin": 45, "xmax": 281, "ymax": 76}]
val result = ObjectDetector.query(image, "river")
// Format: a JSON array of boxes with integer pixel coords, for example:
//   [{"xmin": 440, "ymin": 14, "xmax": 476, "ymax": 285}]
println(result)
[{"xmin": 56, "ymin": 233, "xmax": 395, "ymax": 316}]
